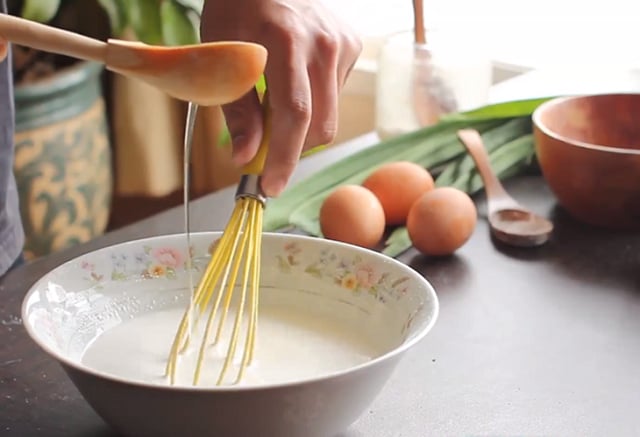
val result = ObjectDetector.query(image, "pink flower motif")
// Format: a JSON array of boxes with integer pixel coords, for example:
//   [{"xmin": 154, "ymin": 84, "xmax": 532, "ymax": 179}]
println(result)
[
  {"xmin": 81, "ymin": 260, "xmax": 94, "ymax": 271},
  {"xmin": 355, "ymin": 263, "xmax": 380, "ymax": 288},
  {"xmin": 151, "ymin": 247, "xmax": 183, "ymax": 268},
  {"xmin": 284, "ymin": 242, "xmax": 301, "ymax": 254}
]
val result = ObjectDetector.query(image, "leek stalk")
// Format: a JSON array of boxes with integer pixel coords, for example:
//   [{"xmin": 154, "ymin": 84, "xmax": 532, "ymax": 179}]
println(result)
[{"xmin": 263, "ymin": 97, "xmax": 552, "ymax": 257}]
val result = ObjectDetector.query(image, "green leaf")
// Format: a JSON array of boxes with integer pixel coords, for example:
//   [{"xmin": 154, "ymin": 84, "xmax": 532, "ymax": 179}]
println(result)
[
  {"xmin": 265, "ymin": 118, "xmax": 539, "ymax": 256},
  {"xmin": 256, "ymin": 74, "xmax": 266, "ymax": 93},
  {"xmin": 442, "ymin": 97, "xmax": 555, "ymax": 123},
  {"xmin": 382, "ymin": 129, "xmax": 537, "ymax": 257},
  {"xmin": 283, "ymin": 121, "xmax": 500, "ymax": 236},
  {"xmin": 128, "ymin": 0, "xmax": 163, "ymax": 45},
  {"xmin": 265, "ymin": 98, "xmax": 551, "ymax": 258},
  {"xmin": 434, "ymin": 117, "xmax": 531, "ymax": 187},
  {"xmin": 217, "ymin": 124, "xmax": 232, "ymax": 147},
  {"xmin": 264, "ymin": 118, "xmax": 498, "ymax": 232},
  {"xmin": 96, "ymin": 0, "xmax": 128, "ymax": 36},
  {"xmin": 381, "ymin": 228, "xmax": 409, "ymax": 258},
  {"xmin": 161, "ymin": 1, "xmax": 200, "ymax": 45},
  {"xmin": 21, "ymin": 0, "xmax": 60, "ymax": 22}
]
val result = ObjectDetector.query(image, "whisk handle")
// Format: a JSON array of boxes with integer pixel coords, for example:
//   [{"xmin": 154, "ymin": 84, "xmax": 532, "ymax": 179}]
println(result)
[{"xmin": 242, "ymin": 91, "xmax": 271, "ymax": 175}]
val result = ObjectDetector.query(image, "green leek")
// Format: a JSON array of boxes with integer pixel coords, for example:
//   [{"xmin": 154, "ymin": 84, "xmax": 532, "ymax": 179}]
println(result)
[{"xmin": 263, "ymin": 97, "xmax": 553, "ymax": 257}]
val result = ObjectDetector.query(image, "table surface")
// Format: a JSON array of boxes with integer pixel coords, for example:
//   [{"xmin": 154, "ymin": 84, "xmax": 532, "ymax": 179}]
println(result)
[{"xmin": 1, "ymin": 132, "xmax": 639, "ymax": 437}]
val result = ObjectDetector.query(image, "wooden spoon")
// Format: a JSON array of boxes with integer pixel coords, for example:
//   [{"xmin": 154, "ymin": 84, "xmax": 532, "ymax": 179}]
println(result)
[
  {"xmin": 0, "ymin": 14, "xmax": 267, "ymax": 106},
  {"xmin": 411, "ymin": 0, "xmax": 439, "ymax": 126},
  {"xmin": 457, "ymin": 128, "xmax": 553, "ymax": 247},
  {"xmin": 410, "ymin": 0, "xmax": 457, "ymax": 127}
]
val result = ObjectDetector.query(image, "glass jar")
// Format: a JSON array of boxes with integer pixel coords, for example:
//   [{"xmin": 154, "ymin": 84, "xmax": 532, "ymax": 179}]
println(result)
[{"xmin": 375, "ymin": 29, "xmax": 493, "ymax": 140}]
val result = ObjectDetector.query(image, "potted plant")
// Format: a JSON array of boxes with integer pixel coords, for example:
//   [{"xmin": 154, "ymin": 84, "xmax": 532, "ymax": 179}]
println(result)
[{"xmin": 8, "ymin": 0, "xmax": 203, "ymax": 260}]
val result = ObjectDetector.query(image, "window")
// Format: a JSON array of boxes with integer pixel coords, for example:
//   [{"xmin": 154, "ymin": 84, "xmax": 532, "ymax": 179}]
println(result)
[{"xmin": 322, "ymin": 0, "xmax": 640, "ymax": 70}]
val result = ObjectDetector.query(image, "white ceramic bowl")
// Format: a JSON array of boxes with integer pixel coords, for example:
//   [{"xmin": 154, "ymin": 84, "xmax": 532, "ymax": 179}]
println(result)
[{"xmin": 22, "ymin": 232, "xmax": 439, "ymax": 437}]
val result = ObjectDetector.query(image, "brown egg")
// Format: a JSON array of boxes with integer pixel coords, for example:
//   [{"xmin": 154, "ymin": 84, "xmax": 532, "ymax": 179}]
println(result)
[
  {"xmin": 407, "ymin": 187, "xmax": 477, "ymax": 256},
  {"xmin": 362, "ymin": 161, "xmax": 434, "ymax": 225},
  {"xmin": 319, "ymin": 185, "xmax": 386, "ymax": 249}
]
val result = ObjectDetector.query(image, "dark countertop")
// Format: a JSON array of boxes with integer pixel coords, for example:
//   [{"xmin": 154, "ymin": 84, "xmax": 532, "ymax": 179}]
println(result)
[{"xmin": 1, "ymin": 133, "xmax": 639, "ymax": 436}]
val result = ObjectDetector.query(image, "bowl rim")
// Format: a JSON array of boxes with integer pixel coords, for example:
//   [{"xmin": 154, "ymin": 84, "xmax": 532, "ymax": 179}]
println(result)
[
  {"xmin": 532, "ymin": 93, "xmax": 640, "ymax": 156},
  {"xmin": 21, "ymin": 231, "xmax": 439, "ymax": 393}
]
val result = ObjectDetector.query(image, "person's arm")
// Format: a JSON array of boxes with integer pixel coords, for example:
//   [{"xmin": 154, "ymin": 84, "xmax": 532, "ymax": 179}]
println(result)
[{"xmin": 200, "ymin": 0, "xmax": 362, "ymax": 197}]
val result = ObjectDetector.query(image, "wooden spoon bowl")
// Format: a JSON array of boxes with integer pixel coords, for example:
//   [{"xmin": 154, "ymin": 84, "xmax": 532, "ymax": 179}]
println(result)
[
  {"xmin": 457, "ymin": 128, "xmax": 553, "ymax": 247},
  {"xmin": 533, "ymin": 93, "xmax": 640, "ymax": 230},
  {"xmin": 106, "ymin": 39, "xmax": 267, "ymax": 106}
]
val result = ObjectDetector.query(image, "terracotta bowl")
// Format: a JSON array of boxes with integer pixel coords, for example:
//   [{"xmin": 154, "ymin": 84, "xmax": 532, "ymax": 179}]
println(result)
[
  {"xmin": 533, "ymin": 93, "xmax": 640, "ymax": 229},
  {"xmin": 22, "ymin": 232, "xmax": 438, "ymax": 437}
]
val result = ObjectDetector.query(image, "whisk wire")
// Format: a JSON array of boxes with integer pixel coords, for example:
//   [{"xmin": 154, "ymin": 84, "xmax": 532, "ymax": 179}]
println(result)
[
  {"xmin": 192, "ymin": 199, "xmax": 250, "ymax": 385},
  {"xmin": 234, "ymin": 199, "xmax": 262, "ymax": 383},
  {"xmin": 168, "ymin": 93, "xmax": 270, "ymax": 387},
  {"xmin": 198, "ymin": 206, "xmax": 246, "ymax": 318},
  {"xmin": 166, "ymin": 199, "xmax": 248, "ymax": 384},
  {"xmin": 215, "ymin": 201, "xmax": 256, "ymax": 384},
  {"xmin": 213, "ymin": 208, "xmax": 249, "ymax": 343},
  {"xmin": 236, "ymin": 202, "xmax": 262, "ymax": 370}
]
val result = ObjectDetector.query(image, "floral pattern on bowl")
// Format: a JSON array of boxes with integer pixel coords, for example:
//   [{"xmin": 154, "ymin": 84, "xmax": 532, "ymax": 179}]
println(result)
[
  {"xmin": 78, "ymin": 237, "xmax": 412, "ymax": 305},
  {"xmin": 81, "ymin": 244, "xmax": 197, "ymax": 286},
  {"xmin": 69, "ymin": 233, "xmax": 429, "ymax": 350},
  {"xmin": 276, "ymin": 242, "xmax": 410, "ymax": 303}
]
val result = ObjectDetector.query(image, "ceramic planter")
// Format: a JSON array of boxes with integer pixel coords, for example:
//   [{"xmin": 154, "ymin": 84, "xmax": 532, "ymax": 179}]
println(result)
[{"xmin": 13, "ymin": 60, "xmax": 112, "ymax": 260}]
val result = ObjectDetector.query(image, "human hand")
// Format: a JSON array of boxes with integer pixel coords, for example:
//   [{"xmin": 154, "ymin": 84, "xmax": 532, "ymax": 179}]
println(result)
[{"xmin": 200, "ymin": 0, "xmax": 362, "ymax": 197}]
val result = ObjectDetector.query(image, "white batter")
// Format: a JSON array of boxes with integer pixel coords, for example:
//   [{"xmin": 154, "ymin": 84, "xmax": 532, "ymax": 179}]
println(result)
[{"xmin": 81, "ymin": 300, "xmax": 382, "ymax": 387}]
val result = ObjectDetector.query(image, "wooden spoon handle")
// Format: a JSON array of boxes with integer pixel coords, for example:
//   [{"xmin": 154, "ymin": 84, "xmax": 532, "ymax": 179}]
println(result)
[
  {"xmin": 457, "ymin": 129, "xmax": 521, "ymax": 212},
  {"xmin": 0, "ymin": 14, "xmax": 106, "ymax": 63},
  {"xmin": 412, "ymin": 0, "xmax": 426, "ymax": 44}
]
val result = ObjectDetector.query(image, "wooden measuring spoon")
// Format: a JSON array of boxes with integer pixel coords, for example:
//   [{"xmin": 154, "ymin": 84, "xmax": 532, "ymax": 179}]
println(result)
[
  {"xmin": 0, "ymin": 14, "xmax": 267, "ymax": 106},
  {"xmin": 457, "ymin": 128, "xmax": 553, "ymax": 247}
]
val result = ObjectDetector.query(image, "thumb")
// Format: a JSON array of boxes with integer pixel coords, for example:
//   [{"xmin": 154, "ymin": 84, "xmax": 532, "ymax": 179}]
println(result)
[{"xmin": 221, "ymin": 89, "xmax": 263, "ymax": 167}]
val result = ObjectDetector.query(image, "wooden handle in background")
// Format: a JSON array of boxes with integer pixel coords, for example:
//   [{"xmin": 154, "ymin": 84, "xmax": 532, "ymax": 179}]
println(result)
[
  {"xmin": 456, "ymin": 129, "xmax": 514, "ymax": 205},
  {"xmin": 412, "ymin": 0, "xmax": 426, "ymax": 44},
  {"xmin": 0, "ymin": 13, "xmax": 106, "ymax": 63}
]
